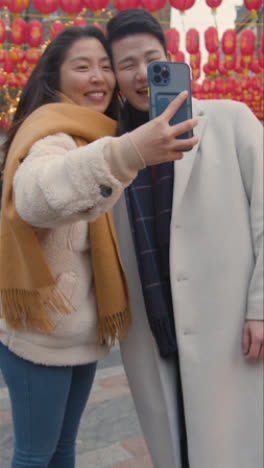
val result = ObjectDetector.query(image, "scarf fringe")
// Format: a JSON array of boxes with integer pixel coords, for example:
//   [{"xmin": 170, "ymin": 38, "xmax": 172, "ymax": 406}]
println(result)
[
  {"xmin": 0, "ymin": 287, "xmax": 74, "ymax": 333},
  {"xmin": 98, "ymin": 306, "xmax": 132, "ymax": 346}
]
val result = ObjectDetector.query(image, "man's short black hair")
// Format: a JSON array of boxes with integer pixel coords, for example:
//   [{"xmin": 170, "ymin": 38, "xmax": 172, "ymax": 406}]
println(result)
[{"xmin": 107, "ymin": 8, "xmax": 167, "ymax": 56}]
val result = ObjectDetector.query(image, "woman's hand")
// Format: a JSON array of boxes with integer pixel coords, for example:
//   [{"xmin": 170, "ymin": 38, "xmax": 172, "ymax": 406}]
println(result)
[{"xmin": 129, "ymin": 91, "xmax": 199, "ymax": 166}]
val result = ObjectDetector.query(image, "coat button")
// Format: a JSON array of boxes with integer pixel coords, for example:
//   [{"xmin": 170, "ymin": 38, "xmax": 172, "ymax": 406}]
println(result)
[{"xmin": 100, "ymin": 185, "xmax": 112, "ymax": 198}]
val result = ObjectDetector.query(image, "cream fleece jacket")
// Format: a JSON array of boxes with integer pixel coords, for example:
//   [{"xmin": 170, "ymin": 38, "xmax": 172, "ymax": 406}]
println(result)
[{"xmin": 0, "ymin": 132, "xmax": 144, "ymax": 366}]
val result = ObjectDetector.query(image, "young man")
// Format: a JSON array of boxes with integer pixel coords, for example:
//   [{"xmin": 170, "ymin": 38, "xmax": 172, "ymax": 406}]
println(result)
[{"xmin": 107, "ymin": 9, "xmax": 263, "ymax": 468}]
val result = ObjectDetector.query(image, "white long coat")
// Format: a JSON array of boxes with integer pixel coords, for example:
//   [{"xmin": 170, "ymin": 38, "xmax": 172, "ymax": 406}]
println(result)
[{"xmin": 112, "ymin": 99, "xmax": 263, "ymax": 468}]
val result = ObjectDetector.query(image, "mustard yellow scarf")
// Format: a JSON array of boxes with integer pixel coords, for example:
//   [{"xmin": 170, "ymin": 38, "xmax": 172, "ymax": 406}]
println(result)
[{"xmin": 0, "ymin": 102, "xmax": 131, "ymax": 345}]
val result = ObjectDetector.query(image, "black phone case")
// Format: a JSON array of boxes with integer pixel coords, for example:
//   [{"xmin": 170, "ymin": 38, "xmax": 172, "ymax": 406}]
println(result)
[{"xmin": 148, "ymin": 61, "xmax": 193, "ymax": 150}]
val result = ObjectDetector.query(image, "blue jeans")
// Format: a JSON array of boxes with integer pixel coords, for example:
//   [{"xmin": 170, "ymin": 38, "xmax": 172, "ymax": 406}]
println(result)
[{"xmin": 0, "ymin": 342, "xmax": 97, "ymax": 468}]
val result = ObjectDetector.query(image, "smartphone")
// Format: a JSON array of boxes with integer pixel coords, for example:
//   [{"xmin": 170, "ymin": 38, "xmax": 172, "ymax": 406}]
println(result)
[{"xmin": 148, "ymin": 61, "xmax": 193, "ymax": 150}]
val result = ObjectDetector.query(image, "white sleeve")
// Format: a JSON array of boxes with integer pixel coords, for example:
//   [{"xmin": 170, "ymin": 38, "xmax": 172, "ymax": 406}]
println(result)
[
  {"xmin": 235, "ymin": 103, "xmax": 263, "ymax": 320},
  {"xmin": 13, "ymin": 133, "xmax": 137, "ymax": 228}
]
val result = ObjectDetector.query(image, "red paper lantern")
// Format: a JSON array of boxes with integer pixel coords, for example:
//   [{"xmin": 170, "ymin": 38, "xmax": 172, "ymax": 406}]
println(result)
[
  {"xmin": 5, "ymin": 0, "xmax": 29, "ymax": 13},
  {"xmin": 73, "ymin": 18, "xmax": 87, "ymax": 27},
  {"xmin": 33, "ymin": 0, "xmax": 59, "ymax": 13},
  {"xmin": 224, "ymin": 52, "xmax": 236, "ymax": 71},
  {"xmin": 140, "ymin": 0, "xmax": 167, "ymax": 12},
  {"xmin": 25, "ymin": 48, "xmax": 41, "ymax": 64},
  {"xmin": 202, "ymin": 78, "xmax": 211, "ymax": 93},
  {"xmin": 208, "ymin": 50, "xmax": 220, "ymax": 72},
  {"xmin": 222, "ymin": 29, "xmax": 236, "ymax": 56},
  {"xmin": 17, "ymin": 60, "xmax": 28, "ymax": 74},
  {"xmin": 244, "ymin": 0, "xmax": 262, "ymax": 20},
  {"xmin": 59, "ymin": 0, "xmax": 84, "ymax": 14},
  {"xmin": 186, "ymin": 28, "xmax": 199, "ymax": 54},
  {"xmin": 190, "ymin": 50, "xmax": 201, "ymax": 69},
  {"xmin": 218, "ymin": 62, "xmax": 228, "ymax": 76},
  {"xmin": 249, "ymin": 60, "xmax": 261, "ymax": 74},
  {"xmin": 0, "ymin": 0, "xmax": 4, "ymax": 8},
  {"xmin": 0, "ymin": 18, "xmax": 6, "ymax": 45},
  {"xmin": 84, "ymin": 0, "xmax": 109, "ymax": 11},
  {"xmin": 0, "ymin": 116, "xmax": 12, "ymax": 130},
  {"xmin": 225, "ymin": 76, "xmax": 236, "ymax": 94},
  {"xmin": 113, "ymin": 0, "xmax": 140, "ymax": 10},
  {"xmin": 240, "ymin": 29, "xmax": 256, "ymax": 56},
  {"xmin": 10, "ymin": 18, "xmax": 26, "ymax": 46},
  {"xmin": 240, "ymin": 54, "xmax": 253, "ymax": 70},
  {"xmin": 0, "ymin": 73, "xmax": 6, "ymax": 87},
  {"xmin": 27, "ymin": 20, "xmax": 43, "ymax": 48},
  {"xmin": 203, "ymin": 63, "xmax": 211, "ymax": 76},
  {"xmin": 4, "ymin": 57, "xmax": 14, "ymax": 73},
  {"xmin": 174, "ymin": 50, "xmax": 185, "ymax": 62},
  {"xmin": 214, "ymin": 77, "xmax": 225, "ymax": 94},
  {"xmin": 251, "ymin": 74, "xmax": 261, "ymax": 91},
  {"xmin": 204, "ymin": 27, "xmax": 219, "ymax": 53},
  {"xmin": 50, "ymin": 21, "xmax": 65, "ymax": 39},
  {"xmin": 18, "ymin": 73, "xmax": 28, "ymax": 88},
  {"xmin": 165, "ymin": 28, "xmax": 180, "ymax": 55},
  {"xmin": 0, "ymin": 49, "xmax": 7, "ymax": 63},
  {"xmin": 205, "ymin": 0, "xmax": 222, "ymax": 14},
  {"xmin": 169, "ymin": 0, "xmax": 195, "ymax": 14},
  {"xmin": 241, "ymin": 74, "xmax": 251, "ymax": 90},
  {"xmin": 7, "ymin": 73, "xmax": 19, "ymax": 88},
  {"xmin": 9, "ymin": 47, "xmax": 25, "ymax": 63},
  {"xmin": 192, "ymin": 68, "xmax": 200, "ymax": 81}
]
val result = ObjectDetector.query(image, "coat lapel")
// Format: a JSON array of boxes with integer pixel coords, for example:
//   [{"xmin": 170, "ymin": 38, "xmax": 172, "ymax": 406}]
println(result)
[{"xmin": 172, "ymin": 99, "xmax": 208, "ymax": 212}]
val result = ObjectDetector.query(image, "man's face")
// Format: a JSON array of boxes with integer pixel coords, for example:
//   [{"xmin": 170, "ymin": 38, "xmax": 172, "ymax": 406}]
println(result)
[{"xmin": 111, "ymin": 33, "xmax": 168, "ymax": 112}]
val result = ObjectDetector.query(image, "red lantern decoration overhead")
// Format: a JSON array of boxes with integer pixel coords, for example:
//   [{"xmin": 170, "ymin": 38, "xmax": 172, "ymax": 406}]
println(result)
[
  {"xmin": 169, "ymin": 0, "xmax": 196, "ymax": 14},
  {"xmin": 10, "ymin": 18, "xmax": 26, "ymax": 46},
  {"xmin": 0, "ymin": 49, "xmax": 7, "ymax": 63},
  {"xmin": 174, "ymin": 50, "xmax": 185, "ymax": 62},
  {"xmin": 27, "ymin": 20, "xmax": 43, "ymax": 48},
  {"xmin": 59, "ymin": 0, "xmax": 84, "ymax": 14},
  {"xmin": 140, "ymin": 0, "xmax": 167, "ymax": 12},
  {"xmin": 165, "ymin": 28, "xmax": 180, "ymax": 55},
  {"xmin": 3, "ymin": 56, "xmax": 14, "ymax": 73},
  {"xmin": 207, "ymin": 50, "xmax": 220, "ymax": 72},
  {"xmin": 0, "ymin": 18, "xmax": 6, "ymax": 46},
  {"xmin": 25, "ymin": 48, "xmax": 41, "ymax": 64},
  {"xmin": 186, "ymin": 28, "xmax": 199, "ymax": 54},
  {"xmin": 50, "ymin": 21, "xmax": 65, "ymax": 39},
  {"xmin": 222, "ymin": 29, "xmax": 236, "ymax": 55},
  {"xmin": 33, "ymin": 0, "xmax": 59, "ymax": 14},
  {"xmin": 73, "ymin": 18, "xmax": 87, "ymax": 27},
  {"xmin": 224, "ymin": 52, "xmax": 236, "ymax": 71},
  {"xmin": 84, "ymin": 0, "xmax": 109, "ymax": 12},
  {"xmin": 205, "ymin": 0, "xmax": 223, "ymax": 14},
  {"xmin": 5, "ymin": 0, "xmax": 29, "ymax": 13},
  {"xmin": 190, "ymin": 50, "xmax": 201, "ymax": 69},
  {"xmin": 240, "ymin": 29, "xmax": 256, "ymax": 56},
  {"xmin": 243, "ymin": 0, "xmax": 262, "ymax": 20},
  {"xmin": 113, "ymin": 0, "xmax": 140, "ymax": 10},
  {"xmin": 204, "ymin": 27, "xmax": 219, "ymax": 53},
  {"xmin": 9, "ymin": 47, "xmax": 25, "ymax": 63},
  {"xmin": 0, "ymin": 73, "xmax": 6, "ymax": 87}
]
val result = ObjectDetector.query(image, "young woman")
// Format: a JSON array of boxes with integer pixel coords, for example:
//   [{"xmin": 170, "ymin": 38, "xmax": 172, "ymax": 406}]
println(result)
[{"xmin": 0, "ymin": 25, "xmax": 197, "ymax": 468}]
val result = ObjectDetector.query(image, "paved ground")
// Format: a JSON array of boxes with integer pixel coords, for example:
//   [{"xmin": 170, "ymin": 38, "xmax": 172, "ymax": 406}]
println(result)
[{"xmin": 0, "ymin": 346, "xmax": 153, "ymax": 468}]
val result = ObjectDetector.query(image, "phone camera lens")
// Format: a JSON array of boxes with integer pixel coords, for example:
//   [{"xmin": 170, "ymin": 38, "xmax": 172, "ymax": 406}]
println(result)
[
  {"xmin": 154, "ymin": 75, "xmax": 161, "ymax": 83},
  {"xmin": 153, "ymin": 64, "xmax": 161, "ymax": 73},
  {"xmin": 161, "ymin": 70, "xmax": 169, "ymax": 79}
]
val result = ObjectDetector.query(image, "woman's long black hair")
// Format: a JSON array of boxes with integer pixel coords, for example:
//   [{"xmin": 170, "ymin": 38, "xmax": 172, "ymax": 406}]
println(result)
[{"xmin": 1, "ymin": 25, "xmax": 118, "ymax": 167}]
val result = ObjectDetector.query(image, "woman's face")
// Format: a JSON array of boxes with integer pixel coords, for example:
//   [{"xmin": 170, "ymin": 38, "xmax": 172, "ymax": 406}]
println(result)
[{"xmin": 60, "ymin": 37, "xmax": 116, "ymax": 113}]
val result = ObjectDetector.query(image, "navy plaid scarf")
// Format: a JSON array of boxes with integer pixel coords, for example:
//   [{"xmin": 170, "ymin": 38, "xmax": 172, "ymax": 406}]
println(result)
[{"xmin": 126, "ymin": 162, "xmax": 177, "ymax": 358}]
